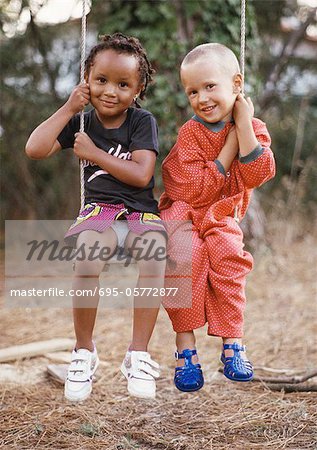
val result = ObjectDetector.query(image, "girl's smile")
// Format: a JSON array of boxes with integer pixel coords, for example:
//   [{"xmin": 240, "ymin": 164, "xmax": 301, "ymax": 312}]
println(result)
[{"xmin": 88, "ymin": 49, "xmax": 142, "ymax": 128}]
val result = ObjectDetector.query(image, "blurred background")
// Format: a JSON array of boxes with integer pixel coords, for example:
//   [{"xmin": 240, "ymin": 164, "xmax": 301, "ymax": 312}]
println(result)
[{"xmin": 1, "ymin": 0, "xmax": 316, "ymax": 246}]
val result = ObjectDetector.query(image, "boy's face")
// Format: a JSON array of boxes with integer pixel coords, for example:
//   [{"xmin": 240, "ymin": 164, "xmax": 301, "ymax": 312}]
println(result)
[{"xmin": 181, "ymin": 58, "xmax": 241, "ymax": 123}]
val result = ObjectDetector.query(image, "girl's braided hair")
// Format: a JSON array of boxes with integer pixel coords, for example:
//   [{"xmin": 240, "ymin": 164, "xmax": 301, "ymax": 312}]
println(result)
[{"xmin": 85, "ymin": 32, "xmax": 154, "ymax": 102}]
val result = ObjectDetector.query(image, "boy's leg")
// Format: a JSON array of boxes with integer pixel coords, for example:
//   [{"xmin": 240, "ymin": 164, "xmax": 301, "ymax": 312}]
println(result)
[
  {"xmin": 204, "ymin": 218, "xmax": 253, "ymax": 381},
  {"xmin": 222, "ymin": 337, "xmax": 247, "ymax": 358},
  {"xmin": 164, "ymin": 228, "xmax": 208, "ymax": 335},
  {"xmin": 175, "ymin": 331, "xmax": 198, "ymax": 365},
  {"xmin": 205, "ymin": 217, "xmax": 253, "ymax": 338},
  {"xmin": 174, "ymin": 330, "xmax": 204, "ymax": 391}
]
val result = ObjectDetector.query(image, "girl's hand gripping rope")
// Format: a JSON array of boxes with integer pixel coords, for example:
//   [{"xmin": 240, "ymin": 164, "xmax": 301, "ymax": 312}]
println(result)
[
  {"xmin": 74, "ymin": 132, "xmax": 100, "ymax": 162},
  {"xmin": 66, "ymin": 83, "xmax": 90, "ymax": 115}
]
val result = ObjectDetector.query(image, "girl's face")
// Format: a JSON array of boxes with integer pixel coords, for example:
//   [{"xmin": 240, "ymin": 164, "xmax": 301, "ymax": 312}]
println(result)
[
  {"xmin": 181, "ymin": 59, "xmax": 241, "ymax": 123},
  {"xmin": 87, "ymin": 49, "xmax": 142, "ymax": 128}
]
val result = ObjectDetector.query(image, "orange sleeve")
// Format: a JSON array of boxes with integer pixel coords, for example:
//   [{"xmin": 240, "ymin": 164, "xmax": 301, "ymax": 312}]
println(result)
[{"xmin": 235, "ymin": 118, "xmax": 275, "ymax": 189}]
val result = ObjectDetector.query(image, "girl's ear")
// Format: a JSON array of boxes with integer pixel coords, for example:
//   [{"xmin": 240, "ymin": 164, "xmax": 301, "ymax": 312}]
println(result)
[
  {"xmin": 137, "ymin": 83, "xmax": 145, "ymax": 97},
  {"xmin": 233, "ymin": 73, "xmax": 243, "ymax": 94}
]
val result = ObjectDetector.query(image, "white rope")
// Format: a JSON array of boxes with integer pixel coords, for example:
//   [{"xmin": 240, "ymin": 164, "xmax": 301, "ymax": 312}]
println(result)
[
  {"xmin": 235, "ymin": 0, "xmax": 247, "ymax": 223},
  {"xmin": 79, "ymin": 0, "xmax": 87, "ymax": 211},
  {"xmin": 240, "ymin": 0, "xmax": 246, "ymax": 94}
]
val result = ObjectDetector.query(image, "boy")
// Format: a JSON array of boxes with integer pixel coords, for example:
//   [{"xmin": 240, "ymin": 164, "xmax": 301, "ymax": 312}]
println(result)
[{"xmin": 159, "ymin": 43, "xmax": 275, "ymax": 391}]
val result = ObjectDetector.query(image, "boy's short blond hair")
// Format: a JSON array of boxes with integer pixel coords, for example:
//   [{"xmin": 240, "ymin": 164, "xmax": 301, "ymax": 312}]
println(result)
[{"xmin": 181, "ymin": 43, "xmax": 240, "ymax": 76}]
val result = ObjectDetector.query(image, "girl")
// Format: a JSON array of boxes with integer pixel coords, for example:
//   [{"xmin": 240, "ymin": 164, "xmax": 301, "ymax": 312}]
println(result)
[{"xmin": 25, "ymin": 33, "xmax": 166, "ymax": 401}]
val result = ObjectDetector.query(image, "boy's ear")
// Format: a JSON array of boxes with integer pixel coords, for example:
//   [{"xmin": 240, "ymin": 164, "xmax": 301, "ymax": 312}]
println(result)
[{"xmin": 233, "ymin": 73, "xmax": 243, "ymax": 94}]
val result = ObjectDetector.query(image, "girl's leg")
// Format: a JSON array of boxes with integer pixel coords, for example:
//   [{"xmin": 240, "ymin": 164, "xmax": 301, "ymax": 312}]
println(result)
[
  {"xmin": 124, "ymin": 231, "xmax": 167, "ymax": 351},
  {"xmin": 73, "ymin": 228, "xmax": 118, "ymax": 350},
  {"xmin": 120, "ymin": 231, "xmax": 166, "ymax": 398},
  {"xmin": 65, "ymin": 228, "xmax": 118, "ymax": 401}
]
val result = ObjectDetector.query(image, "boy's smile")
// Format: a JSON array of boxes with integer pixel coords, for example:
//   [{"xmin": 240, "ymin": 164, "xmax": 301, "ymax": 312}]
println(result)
[
  {"xmin": 181, "ymin": 59, "xmax": 241, "ymax": 124},
  {"xmin": 88, "ymin": 49, "xmax": 142, "ymax": 128}
]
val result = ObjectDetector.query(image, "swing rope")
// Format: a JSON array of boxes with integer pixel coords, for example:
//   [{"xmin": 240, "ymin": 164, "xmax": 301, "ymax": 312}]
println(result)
[
  {"xmin": 234, "ymin": 0, "xmax": 246, "ymax": 222},
  {"xmin": 79, "ymin": 0, "xmax": 87, "ymax": 211},
  {"xmin": 240, "ymin": 0, "xmax": 246, "ymax": 94}
]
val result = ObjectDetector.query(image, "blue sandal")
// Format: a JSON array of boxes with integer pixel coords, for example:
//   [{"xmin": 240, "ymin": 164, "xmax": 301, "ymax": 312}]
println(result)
[
  {"xmin": 221, "ymin": 343, "xmax": 253, "ymax": 382},
  {"xmin": 174, "ymin": 349, "xmax": 204, "ymax": 392}
]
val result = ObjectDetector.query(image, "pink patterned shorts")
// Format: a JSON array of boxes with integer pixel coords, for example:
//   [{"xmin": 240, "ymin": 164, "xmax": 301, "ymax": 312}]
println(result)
[{"xmin": 65, "ymin": 202, "xmax": 166, "ymax": 246}]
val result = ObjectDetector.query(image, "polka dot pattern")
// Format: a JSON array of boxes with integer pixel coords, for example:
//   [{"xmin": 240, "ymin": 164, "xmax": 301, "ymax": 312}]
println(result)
[{"xmin": 159, "ymin": 117, "xmax": 275, "ymax": 337}]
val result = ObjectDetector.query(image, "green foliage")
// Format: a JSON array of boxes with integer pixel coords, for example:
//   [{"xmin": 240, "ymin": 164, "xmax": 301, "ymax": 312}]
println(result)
[
  {"xmin": 1, "ymin": 15, "xmax": 82, "ymax": 220},
  {"xmin": 1, "ymin": 0, "xmax": 316, "ymax": 221}
]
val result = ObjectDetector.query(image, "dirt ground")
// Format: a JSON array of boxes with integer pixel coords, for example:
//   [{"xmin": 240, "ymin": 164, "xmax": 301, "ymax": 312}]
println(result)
[{"xmin": 0, "ymin": 226, "xmax": 316, "ymax": 449}]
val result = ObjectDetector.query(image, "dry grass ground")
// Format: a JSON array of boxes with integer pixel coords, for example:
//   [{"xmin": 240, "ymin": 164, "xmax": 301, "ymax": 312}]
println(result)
[{"xmin": 0, "ymin": 221, "xmax": 316, "ymax": 450}]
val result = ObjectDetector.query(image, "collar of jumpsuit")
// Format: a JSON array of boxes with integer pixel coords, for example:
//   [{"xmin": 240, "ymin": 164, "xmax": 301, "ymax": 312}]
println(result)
[{"xmin": 192, "ymin": 114, "xmax": 234, "ymax": 133}]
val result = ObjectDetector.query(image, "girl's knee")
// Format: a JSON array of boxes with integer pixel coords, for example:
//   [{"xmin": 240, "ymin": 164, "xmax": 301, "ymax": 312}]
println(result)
[{"xmin": 74, "ymin": 259, "xmax": 104, "ymax": 277}]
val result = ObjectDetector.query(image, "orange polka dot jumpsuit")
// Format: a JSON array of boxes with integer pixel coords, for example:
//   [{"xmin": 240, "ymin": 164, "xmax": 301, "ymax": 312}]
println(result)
[{"xmin": 159, "ymin": 117, "xmax": 275, "ymax": 338}]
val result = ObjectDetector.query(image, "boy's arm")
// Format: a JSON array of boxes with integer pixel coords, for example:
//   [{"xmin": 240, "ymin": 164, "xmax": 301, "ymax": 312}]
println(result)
[
  {"xmin": 233, "ymin": 95, "xmax": 275, "ymax": 188},
  {"xmin": 25, "ymin": 83, "xmax": 90, "ymax": 159},
  {"xmin": 162, "ymin": 125, "xmax": 238, "ymax": 208},
  {"xmin": 215, "ymin": 125, "xmax": 239, "ymax": 173}
]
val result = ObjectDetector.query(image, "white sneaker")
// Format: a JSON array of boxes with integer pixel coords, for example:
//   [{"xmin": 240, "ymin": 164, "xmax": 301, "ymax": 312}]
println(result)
[
  {"xmin": 64, "ymin": 347, "xmax": 99, "ymax": 402},
  {"xmin": 120, "ymin": 351, "xmax": 160, "ymax": 399}
]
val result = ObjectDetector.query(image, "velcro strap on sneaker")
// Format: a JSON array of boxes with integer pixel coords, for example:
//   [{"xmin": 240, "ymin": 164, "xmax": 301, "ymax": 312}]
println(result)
[
  {"xmin": 138, "ymin": 361, "xmax": 160, "ymax": 379},
  {"xmin": 130, "ymin": 352, "xmax": 160, "ymax": 379}
]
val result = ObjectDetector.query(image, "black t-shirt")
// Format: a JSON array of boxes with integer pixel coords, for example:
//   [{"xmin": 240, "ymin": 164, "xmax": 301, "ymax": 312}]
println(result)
[{"xmin": 57, "ymin": 107, "xmax": 159, "ymax": 213}]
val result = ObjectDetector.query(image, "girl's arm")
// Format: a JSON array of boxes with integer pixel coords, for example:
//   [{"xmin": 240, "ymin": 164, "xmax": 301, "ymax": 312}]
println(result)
[
  {"xmin": 25, "ymin": 83, "xmax": 90, "ymax": 160},
  {"xmin": 73, "ymin": 131, "xmax": 156, "ymax": 188}
]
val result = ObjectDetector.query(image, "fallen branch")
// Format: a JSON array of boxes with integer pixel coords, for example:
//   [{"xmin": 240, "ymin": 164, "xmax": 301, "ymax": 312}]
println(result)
[
  {"xmin": 266, "ymin": 383, "xmax": 317, "ymax": 393},
  {"xmin": 218, "ymin": 367, "xmax": 317, "ymax": 384},
  {"xmin": 253, "ymin": 366, "xmax": 304, "ymax": 374},
  {"xmin": 254, "ymin": 369, "xmax": 317, "ymax": 384},
  {"xmin": 0, "ymin": 339, "xmax": 74, "ymax": 362}
]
